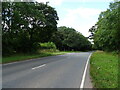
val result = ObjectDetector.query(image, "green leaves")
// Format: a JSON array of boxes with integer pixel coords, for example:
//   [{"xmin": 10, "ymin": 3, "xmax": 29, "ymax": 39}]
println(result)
[
  {"xmin": 89, "ymin": 1, "xmax": 120, "ymax": 51},
  {"xmin": 51, "ymin": 26, "xmax": 92, "ymax": 51},
  {"xmin": 2, "ymin": 2, "xmax": 59, "ymax": 56}
]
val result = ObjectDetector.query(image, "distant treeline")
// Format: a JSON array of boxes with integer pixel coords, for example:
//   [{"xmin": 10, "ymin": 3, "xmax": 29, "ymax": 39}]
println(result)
[
  {"xmin": 2, "ymin": 2, "xmax": 91, "ymax": 56},
  {"xmin": 51, "ymin": 26, "xmax": 92, "ymax": 51},
  {"xmin": 89, "ymin": 1, "xmax": 120, "ymax": 52}
]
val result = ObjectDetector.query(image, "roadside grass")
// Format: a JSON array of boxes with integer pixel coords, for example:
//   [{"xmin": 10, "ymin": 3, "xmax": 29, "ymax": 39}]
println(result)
[
  {"xmin": 2, "ymin": 49, "xmax": 80, "ymax": 64},
  {"xmin": 90, "ymin": 51, "xmax": 118, "ymax": 88}
]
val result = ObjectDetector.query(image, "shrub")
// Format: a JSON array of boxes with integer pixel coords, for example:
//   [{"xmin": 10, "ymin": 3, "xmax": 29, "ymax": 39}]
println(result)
[{"xmin": 40, "ymin": 42, "xmax": 57, "ymax": 49}]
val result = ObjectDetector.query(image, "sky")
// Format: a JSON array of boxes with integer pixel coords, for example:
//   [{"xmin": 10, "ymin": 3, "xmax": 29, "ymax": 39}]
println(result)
[{"xmin": 36, "ymin": 0, "xmax": 114, "ymax": 37}]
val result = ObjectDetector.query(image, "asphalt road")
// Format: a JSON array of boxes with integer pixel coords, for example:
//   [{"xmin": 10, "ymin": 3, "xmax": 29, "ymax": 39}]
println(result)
[{"xmin": 2, "ymin": 52, "xmax": 92, "ymax": 88}]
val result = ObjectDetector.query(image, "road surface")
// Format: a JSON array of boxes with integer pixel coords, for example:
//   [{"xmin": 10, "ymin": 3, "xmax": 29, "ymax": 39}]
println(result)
[{"xmin": 2, "ymin": 52, "xmax": 92, "ymax": 88}]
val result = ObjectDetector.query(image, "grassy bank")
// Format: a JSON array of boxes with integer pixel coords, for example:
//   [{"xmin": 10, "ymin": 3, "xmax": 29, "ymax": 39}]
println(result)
[
  {"xmin": 90, "ymin": 51, "xmax": 118, "ymax": 88},
  {"xmin": 2, "ymin": 49, "xmax": 79, "ymax": 64}
]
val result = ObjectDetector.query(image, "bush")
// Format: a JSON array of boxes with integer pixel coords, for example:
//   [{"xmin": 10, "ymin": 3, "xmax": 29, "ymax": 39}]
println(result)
[{"xmin": 39, "ymin": 42, "xmax": 57, "ymax": 49}]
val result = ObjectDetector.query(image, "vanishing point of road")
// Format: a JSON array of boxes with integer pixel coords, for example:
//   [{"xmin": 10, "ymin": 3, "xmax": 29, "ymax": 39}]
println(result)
[{"xmin": 2, "ymin": 52, "xmax": 92, "ymax": 88}]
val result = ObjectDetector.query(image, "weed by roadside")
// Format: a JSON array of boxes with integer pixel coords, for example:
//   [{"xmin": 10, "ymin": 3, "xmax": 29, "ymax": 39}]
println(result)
[
  {"xmin": 2, "ymin": 49, "xmax": 80, "ymax": 64},
  {"xmin": 90, "ymin": 51, "xmax": 118, "ymax": 88}
]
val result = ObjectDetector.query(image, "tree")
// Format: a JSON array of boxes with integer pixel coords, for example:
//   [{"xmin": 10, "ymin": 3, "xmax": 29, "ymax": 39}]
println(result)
[
  {"xmin": 51, "ymin": 26, "xmax": 91, "ymax": 51},
  {"xmin": 89, "ymin": 1, "xmax": 120, "ymax": 52},
  {"xmin": 2, "ymin": 2, "xmax": 59, "ymax": 56}
]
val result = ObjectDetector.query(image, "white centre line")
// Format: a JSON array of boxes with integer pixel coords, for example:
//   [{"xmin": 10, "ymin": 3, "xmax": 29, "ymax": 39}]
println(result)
[{"xmin": 32, "ymin": 64, "xmax": 46, "ymax": 70}]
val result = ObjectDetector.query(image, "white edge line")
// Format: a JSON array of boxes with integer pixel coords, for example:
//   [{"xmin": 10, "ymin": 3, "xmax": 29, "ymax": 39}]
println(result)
[
  {"xmin": 3, "ymin": 53, "xmax": 73, "ymax": 66},
  {"xmin": 3, "ymin": 57, "xmax": 48, "ymax": 66},
  {"xmin": 32, "ymin": 64, "xmax": 46, "ymax": 70},
  {"xmin": 80, "ymin": 53, "xmax": 92, "ymax": 88},
  {"xmin": 3, "ymin": 55, "xmax": 59, "ymax": 66},
  {"xmin": 3, "ymin": 59, "xmax": 35, "ymax": 66}
]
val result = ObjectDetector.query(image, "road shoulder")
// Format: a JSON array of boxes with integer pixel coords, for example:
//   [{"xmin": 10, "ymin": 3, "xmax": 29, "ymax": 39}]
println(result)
[{"xmin": 84, "ymin": 62, "xmax": 93, "ymax": 88}]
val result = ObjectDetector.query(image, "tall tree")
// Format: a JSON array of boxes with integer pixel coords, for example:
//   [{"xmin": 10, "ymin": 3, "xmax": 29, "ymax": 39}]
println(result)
[
  {"xmin": 89, "ymin": 1, "xmax": 120, "ymax": 51},
  {"xmin": 2, "ymin": 2, "xmax": 59, "ymax": 55}
]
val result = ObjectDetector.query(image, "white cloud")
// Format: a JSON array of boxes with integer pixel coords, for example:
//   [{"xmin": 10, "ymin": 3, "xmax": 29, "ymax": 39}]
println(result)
[
  {"xmin": 36, "ymin": 0, "xmax": 114, "ymax": 3},
  {"xmin": 36, "ymin": 0, "xmax": 114, "ymax": 5},
  {"xmin": 67, "ymin": 8, "xmax": 102, "ymax": 19},
  {"xmin": 36, "ymin": 0, "xmax": 48, "ymax": 3},
  {"xmin": 64, "ymin": 0, "xmax": 114, "ymax": 2},
  {"xmin": 36, "ymin": 0, "xmax": 63, "ymax": 6},
  {"xmin": 36, "ymin": 0, "xmax": 110, "ymax": 37},
  {"xmin": 58, "ymin": 7, "xmax": 103, "ymax": 37},
  {"xmin": 50, "ymin": 0, "xmax": 63, "ymax": 6}
]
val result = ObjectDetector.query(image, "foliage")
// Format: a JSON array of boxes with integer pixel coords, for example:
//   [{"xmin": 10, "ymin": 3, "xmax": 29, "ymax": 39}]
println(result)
[
  {"xmin": 89, "ymin": 1, "xmax": 120, "ymax": 51},
  {"xmin": 51, "ymin": 26, "xmax": 92, "ymax": 51},
  {"xmin": 2, "ymin": 2, "xmax": 59, "ymax": 56},
  {"xmin": 39, "ymin": 42, "xmax": 57, "ymax": 49}
]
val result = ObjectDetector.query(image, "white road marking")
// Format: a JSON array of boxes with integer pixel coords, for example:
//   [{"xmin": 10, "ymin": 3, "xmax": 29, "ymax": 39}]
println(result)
[
  {"xmin": 32, "ymin": 64, "xmax": 46, "ymax": 70},
  {"xmin": 3, "ymin": 55, "xmax": 62, "ymax": 66},
  {"xmin": 3, "ymin": 56, "xmax": 50, "ymax": 66},
  {"xmin": 80, "ymin": 53, "xmax": 92, "ymax": 88},
  {"xmin": 3, "ymin": 59, "xmax": 35, "ymax": 66}
]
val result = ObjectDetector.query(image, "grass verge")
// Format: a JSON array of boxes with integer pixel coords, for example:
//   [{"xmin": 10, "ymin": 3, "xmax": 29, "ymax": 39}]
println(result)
[
  {"xmin": 2, "ymin": 49, "xmax": 80, "ymax": 64},
  {"xmin": 90, "ymin": 51, "xmax": 118, "ymax": 88}
]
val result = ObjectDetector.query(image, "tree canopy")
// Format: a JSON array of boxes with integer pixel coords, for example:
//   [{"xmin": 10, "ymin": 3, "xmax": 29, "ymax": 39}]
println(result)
[
  {"xmin": 2, "ymin": 2, "xmax": 59, "ymax": 55},
  {"xmin": 51, "ymin": 26, "xmax": 92, "ymax": 51},
  {"xmin": 89, "ymin": 1, "xmax": 120, "ymax": 52},
  {"xmin": 2, "ymin": 2, "xmax": 92, "ymax": 56}
]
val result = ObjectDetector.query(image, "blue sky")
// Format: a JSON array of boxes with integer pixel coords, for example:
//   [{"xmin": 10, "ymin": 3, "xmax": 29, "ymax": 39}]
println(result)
[{"xmin": 36, "ymin": 0, "xmax": 114, "ymax": 37}]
